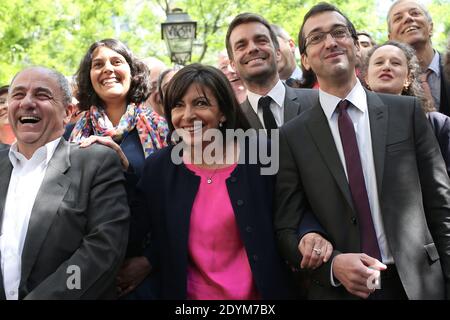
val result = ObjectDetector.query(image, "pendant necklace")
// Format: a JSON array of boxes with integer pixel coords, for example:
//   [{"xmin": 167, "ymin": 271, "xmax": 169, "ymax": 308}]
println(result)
[{"xmin": 206, "ymin": 168, "xmax": 219, "ymax": 184}]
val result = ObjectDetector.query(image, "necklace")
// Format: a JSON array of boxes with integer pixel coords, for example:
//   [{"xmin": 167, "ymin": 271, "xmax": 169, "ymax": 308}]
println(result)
[{"xmin": 206, "ymin": 168, "xmax": 219, "ymax": 184}]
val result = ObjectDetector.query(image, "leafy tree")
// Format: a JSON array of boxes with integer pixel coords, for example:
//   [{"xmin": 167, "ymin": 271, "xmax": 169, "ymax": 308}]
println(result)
[{"xmin": 0, "ymin": 0, "xmax": 449, "ymax": 85}]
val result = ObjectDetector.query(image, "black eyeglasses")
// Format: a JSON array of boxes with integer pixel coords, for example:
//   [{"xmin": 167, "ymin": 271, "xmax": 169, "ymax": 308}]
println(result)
[{"xmin": 304, "ymin": 26, "xmax": 351, "ymax": 49}]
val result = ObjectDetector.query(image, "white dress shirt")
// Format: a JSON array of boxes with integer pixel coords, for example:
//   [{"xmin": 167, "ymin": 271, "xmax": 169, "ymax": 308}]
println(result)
[
  {"xmin": 0, "ymin": 138, "xmax": 60, "ymax": 299},
  {"xmin": 318, "ymin": 81, "xmax": 394, "ymax": 285},
  {"xmin": 247, "ymin": 79, "xmax": 286, "ymax": 129}
]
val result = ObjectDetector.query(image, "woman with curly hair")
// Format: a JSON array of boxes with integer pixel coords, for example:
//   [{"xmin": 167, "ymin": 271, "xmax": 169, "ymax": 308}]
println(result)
[
  {"xmin": 362, "ymin": 40, "xmax": 450, "ymax": 175},
  {"xmin": 65, "ymin": 38, "xmax": 168, "ymax": 299}
]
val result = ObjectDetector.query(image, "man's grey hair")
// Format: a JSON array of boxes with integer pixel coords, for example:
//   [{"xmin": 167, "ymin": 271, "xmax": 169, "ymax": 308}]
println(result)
[
  {"xmin": 271, "ymin": 24, "xmax": 291, "ymax": 41},
  {"xmin": 10, "ymin": 66, "xmax": 73, "ymax": 107},
  {"xmin": 387, "ymin": 0, "xmax": 433, "ymax": 32}
]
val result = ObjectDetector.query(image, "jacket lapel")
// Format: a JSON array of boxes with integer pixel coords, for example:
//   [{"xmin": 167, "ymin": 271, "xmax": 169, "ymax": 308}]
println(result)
[
  {"xmin": 283, "ymin": 85, "xmax": 301, "ymax": 122},
  {"xmin": 366, "ymin": 90, "xmax": 388, "ymax": 194},
  {"xmin": 0, "ymin": 153, "xmax": 12, "ymax": 300},
  {"xmin": 305, "ymin": 98, "xmax": 355, "ymax": 212},
  {"xmin": 241, "ymin": 98, "xmax": 264, "ymax": 129},
  {"xmin": 19, "ymin": 139, "xmax": 72, "ymax": 291}
]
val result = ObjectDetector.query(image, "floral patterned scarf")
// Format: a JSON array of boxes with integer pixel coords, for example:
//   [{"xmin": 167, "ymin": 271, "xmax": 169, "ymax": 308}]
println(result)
[{"xmin": 69, "ymin": 103, "xmax": 168, "ymax": 157}]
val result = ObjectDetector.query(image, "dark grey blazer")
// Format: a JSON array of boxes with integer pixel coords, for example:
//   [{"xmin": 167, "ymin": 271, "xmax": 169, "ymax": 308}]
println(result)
[
  {"xmin": 240, "ymin": 84, "xmax": 309, "ymax": 129},
  {"xmin": 0, "ymin": 143, "xmax": 9, "ymax": 152},
  {"xmin": 274, "ymin": 89, "xmax": 450, "ymax": 299},
  {"xmin": 0, "ymin": 139, "xmax": 129, "ymax": 299}
]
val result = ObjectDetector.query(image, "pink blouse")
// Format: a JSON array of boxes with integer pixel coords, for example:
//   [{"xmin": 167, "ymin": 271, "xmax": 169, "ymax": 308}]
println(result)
[{"xmin": 184, "ymin": 162, "xmax": 259, "ymax": 300}]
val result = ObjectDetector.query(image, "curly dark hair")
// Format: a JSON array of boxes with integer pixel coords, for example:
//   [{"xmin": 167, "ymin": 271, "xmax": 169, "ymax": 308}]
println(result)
[
  {"xmin": 75, "ymin": 38, "xmax": 150, "ymax": 111},
  {"xmin": 361, "ymin": 40, "xmax": 435, "ymax": 113},
  {"xmin": 164, "ymin": 63, "xmax": 250, "ymax": 141}
]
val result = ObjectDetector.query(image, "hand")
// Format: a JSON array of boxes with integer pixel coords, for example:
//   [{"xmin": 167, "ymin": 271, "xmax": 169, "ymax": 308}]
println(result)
[
  {"xmin": 298, "ymin": 232, "xmax": 333, "ymax": 269},
  {"xmin": 116, "ymin": 256, "xmax": 152, "ymax": 297},
  {"xmin": 79, "ymin": 135, "xmax": 129, "ymax": 170},
  {"xmin": 332, "ymin": 253, "xmax": 387, "ymax": 299}
]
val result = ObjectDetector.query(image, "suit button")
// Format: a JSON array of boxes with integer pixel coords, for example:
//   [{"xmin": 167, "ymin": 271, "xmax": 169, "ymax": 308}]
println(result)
[
  {"xmin": 237, "ymin": 200, "xmax": 244, "ymax": 206},
  {"xmin": 351, "ymin": 217, "xmax": 357, "ymax": 225},
  {"xmin": 253, "ymin": 254, "xmax": 258, "ymax": 261},
  {"xmin": 246, "ymin": 226, "xmax": 253, "ymax": 233},
  {"xmin": 230, "ymin": 176, "xmax": 237, "ymax": 183}
]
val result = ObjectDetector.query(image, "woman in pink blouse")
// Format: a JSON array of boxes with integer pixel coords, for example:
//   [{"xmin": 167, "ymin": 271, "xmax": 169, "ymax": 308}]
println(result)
[{"xmin": 132, "ymin": 64, "xmax": 330, "ymax": 299}]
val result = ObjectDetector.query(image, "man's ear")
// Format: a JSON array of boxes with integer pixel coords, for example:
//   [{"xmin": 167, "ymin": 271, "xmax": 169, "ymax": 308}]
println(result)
[
  {"xmin": 63, "ymin": 103, "xmax": 75, "ymax": 126},
  {"xmin": 301, "ymin": 53, "xmax": 311, "ymax": 71},
  {"xmin": 288, "ymin": 39, "xmax": 296, "ymax": 53},
  {"xmin": 275, "ymin": 48, "xmax": 282, "ymax": 63},
  {"xmin": 429, "ymin": 21, "xmax": 434, "ymax": 38}
]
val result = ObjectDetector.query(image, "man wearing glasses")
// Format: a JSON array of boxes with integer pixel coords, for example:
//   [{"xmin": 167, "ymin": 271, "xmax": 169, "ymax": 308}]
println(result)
[{"xmin": 274, "ymin": 2, "xmax": 450, "ymax": 299}]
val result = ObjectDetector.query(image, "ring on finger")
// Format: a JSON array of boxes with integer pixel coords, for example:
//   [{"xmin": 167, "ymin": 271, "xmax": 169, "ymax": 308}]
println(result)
[{"xmin": 313, "ymin": 248, "xmax": 322, "ymax": 255}]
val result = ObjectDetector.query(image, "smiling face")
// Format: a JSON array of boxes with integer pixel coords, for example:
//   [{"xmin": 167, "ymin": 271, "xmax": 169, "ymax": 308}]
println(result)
[
  {"xmin": 301, "ymin": 11, "xmax": 359, "ymax": 87},
  {"xmin": 171, "ymin": 83, "xmax": 225, "ymax": 149},
  {"xmin": 366, "ymin": 45, "xmax": 410, "ymax": 95},
  {"xmin": 229, "ymin": 22, "xmax": 280, "ymax": 86},
  {"xmin": 90, "ymin": 46, "xmax": 131, "ymax": 107},
  {"xmin": 8, "ymin": 68, "xmax": 72, "ymax": 157},
  {"xmin": 388, "ymin": 0, "xmax": 433, "ymax": 47}
]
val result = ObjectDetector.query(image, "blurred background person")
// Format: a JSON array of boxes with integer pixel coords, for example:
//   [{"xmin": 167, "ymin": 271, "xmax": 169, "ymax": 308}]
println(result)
[
  {"xmin": 357, "ymin": 31, "xmax": 376, "ymax": 58},
  {"xmin": 217, "ymin": 50, "xmax": 247, "ymax": 104},
  {"xmin": 129, "ymin": 63, "xmax": 330, "ymax": 299},
  {"xmin": 0, "ymin": 85, "xmax": 15, "ymax": 145},
  {"xmin": 142, "ymin": 57, "xmax": 167, "ymax": 116},
  {"xmin": 154, "ymin": 68, "xmax": 177, "ymax": 117},
  {"xmin": 357, "ymin": 31, "xmax": 376, "ymax": 68},
  {"xmin": 65, "ymin": 38, "xmax": 168, "ymax": 299},
  {"xmin": 362, "ymin": 40, "xmax": 450, "ymax": 175},
  {"xmin": 271, "ymin": 24, "xmax": 303, "ymax": 86}
]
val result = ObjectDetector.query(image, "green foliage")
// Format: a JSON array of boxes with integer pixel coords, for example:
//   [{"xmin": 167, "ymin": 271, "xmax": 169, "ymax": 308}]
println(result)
[{"xmin": 0, "ymin": 0, "xmax": 449, "ymax": 85}]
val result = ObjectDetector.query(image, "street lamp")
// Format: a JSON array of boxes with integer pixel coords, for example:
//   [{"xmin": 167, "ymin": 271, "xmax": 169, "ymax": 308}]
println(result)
[{"xmin": 161, "ymin": 8, "xmax": 197, "ymax": 66}]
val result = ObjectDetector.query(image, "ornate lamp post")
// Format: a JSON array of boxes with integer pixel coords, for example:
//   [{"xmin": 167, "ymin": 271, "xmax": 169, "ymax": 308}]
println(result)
[{"xmin": 161, "ymin": 8, "xmax": 197, "ymax": 66}]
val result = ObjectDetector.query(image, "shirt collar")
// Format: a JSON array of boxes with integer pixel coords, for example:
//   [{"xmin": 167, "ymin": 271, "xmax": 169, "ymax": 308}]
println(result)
[
  {"xmin": 9, "ymin": 137, "xmax": 61, "ymax": 169},
  {"xmin": 289, "ymin": 66, "xmax": 303, "ymax": 80},
  {"xmin": 427, "ymin": 51, "xmax": 440, "ymax": 76},
  {"xmin": 247, "ymin": 79, "xmax": 286, "ymax": 114},
  {"xmin": 319, "ymin": 79, "xmax": 368, "ymax": 120}
]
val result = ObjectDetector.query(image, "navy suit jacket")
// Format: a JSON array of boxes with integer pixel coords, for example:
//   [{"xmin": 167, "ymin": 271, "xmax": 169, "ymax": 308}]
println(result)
[
  {"xmin": 428, "ymin": 111, "xmax": 450, "ymax": 176},
  {"xmin": 130, "ymin": 143, "xmax": 295, "ymax": 300}
]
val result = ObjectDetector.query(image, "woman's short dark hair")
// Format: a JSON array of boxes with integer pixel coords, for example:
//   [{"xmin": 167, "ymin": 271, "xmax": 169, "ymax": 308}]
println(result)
[
  {"xmin": 298, "ymin": 2, "xmax": 358, "ymax": 55},
  {"xmin": 75, "ymin": 38, "xmax": 150, "ymax": 111},
  {"xmin": 164, "ymin": 63, "xmax": 250, "ymax": 141},
  {"xmin": 362, "ymin": 40, "xmax": 435, "ymax": 113}
]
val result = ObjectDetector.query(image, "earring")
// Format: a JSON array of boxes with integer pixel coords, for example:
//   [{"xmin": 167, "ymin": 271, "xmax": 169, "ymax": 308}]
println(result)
[{"xmin": 219, "ymin": 121, "xmax": 223, "ymax": 128}]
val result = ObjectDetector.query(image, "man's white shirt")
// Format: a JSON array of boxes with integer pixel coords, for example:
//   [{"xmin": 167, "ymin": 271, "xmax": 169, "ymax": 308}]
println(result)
[
  {"xmin": 247, "ymin": 79, "xmax": 286, "ymax": 129},
  {"xmin": 0, "ymin": 138, "xmax": 60, "ymax": 299}
]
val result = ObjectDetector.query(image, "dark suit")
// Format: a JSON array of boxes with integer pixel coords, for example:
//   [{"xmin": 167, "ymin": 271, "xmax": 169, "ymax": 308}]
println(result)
[
  {"xmin": 131, "ymin": 143, "xmax": 294, "ymax": 300},
  {"xmin": 240, "ymin": 84, "xmax": 306, "ymax": 129},
  {"xmin": 0, "ymin": 139, "xmax": 130, "ymax": 299},
  {"xmin": 438, "ymin": 53, "xmax": 450, "ymax": 116},
  {"xmin": 428, "ymin": 111, "xmax": 450, "ymax": 176},
  {"xmin": 0, "ymin": 143, "xmax": 9, "ymax": 151},
  {"xmin": 275, "ymin": 89, "xmax": 450, "ymax": 299}
]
